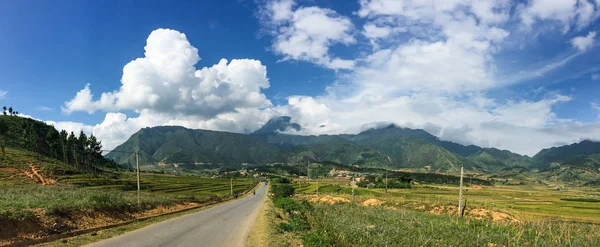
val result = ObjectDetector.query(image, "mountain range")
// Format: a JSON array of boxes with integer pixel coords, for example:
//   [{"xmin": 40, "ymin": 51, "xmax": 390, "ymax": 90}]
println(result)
[{"xmin": 105, "ymin": 116, "xmax": 600, "ymax": 185}]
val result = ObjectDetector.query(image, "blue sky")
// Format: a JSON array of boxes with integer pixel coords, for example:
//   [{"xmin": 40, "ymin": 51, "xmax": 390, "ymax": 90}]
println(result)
[{"xmin": 1, "ymin": 0, "xmax": 600, "ymax": 155}]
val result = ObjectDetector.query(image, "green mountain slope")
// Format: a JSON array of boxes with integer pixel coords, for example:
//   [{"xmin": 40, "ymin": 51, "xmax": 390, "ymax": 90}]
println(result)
[
  {"xmin": 106, "ymin": 117, "xmax": 534, "ymax": 175},
  {"xmin": 533, "ymin": 140, "xmax": 600, "ymax": 169},
  {"xmin": 105, "ymin": 126, "xmax": 280, "ymax": 168},
  {"xmin": 467, "ymin": 148, "xmax": 531, "ymax": 171}
]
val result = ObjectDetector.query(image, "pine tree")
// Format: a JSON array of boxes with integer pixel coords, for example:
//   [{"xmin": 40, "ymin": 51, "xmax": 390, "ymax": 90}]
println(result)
[
  {"xmin": 67, "ymin": 132, "xmax": 78, "ymax": 169},
  {"xmin": 0, "ymin": 120, "xmax": 7, "ymax": 155},
  {"xmin": 59, "ymin": 130, "xmax": 68, "ymax": 165}
]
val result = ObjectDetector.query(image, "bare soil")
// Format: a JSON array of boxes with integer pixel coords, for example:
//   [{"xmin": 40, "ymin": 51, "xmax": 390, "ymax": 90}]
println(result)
[{"xmin": 309, "ymin": 196, "xmax": 351, "ymax": 205}]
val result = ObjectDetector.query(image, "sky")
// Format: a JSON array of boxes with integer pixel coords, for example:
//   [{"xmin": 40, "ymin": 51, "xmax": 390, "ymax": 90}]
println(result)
[{"xmin": 1, "ymin": 0, "xmax": 600, "ymax": 156}]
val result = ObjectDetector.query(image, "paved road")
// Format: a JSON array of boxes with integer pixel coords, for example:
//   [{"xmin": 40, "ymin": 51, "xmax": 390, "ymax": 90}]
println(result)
[{"xmin": 87, "ymin": 184, "xmax": 267, "ymax": 247}]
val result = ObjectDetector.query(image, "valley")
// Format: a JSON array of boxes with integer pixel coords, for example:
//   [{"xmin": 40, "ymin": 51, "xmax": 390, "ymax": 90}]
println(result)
[{"xmin": 2, "ymin": 115, "xmax": 600, "ymax": 246}]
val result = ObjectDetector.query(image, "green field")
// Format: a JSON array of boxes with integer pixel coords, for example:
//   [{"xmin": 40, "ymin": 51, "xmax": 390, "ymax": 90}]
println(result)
[{"xmin": 292, "ymin": 179, "xmax": 600, "ymax": 223}]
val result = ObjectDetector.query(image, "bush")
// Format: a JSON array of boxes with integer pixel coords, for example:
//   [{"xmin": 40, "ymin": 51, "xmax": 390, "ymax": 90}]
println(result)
[
  {"xmin": 271, "ymin": 177, "xmax": 291, "ymax": 184},
  {"xmin": 272, "ymin": 184, "xmax": 295, "ymax": 198},
  {"xmin": 273, "ymin": 197, "xmax": 301, "ymax": 213}
]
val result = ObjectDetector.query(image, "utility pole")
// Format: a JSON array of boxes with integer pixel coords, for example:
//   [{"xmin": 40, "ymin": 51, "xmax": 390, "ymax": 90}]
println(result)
[
  {"xmin": 386, "ymin": 156, "xmax": 392, "ymax": 196},
  {"xmin": 136, "ymin": 151, "xmax": 140, "ymax": 207},
  {"xmin": 458, "ymin": 165, "xmax": 464, "ymax": 216},
  {"xmin": 385, "ymin": 169, "xmax": 388, "ymax": 196},
  {"xmin": 316, "ymin": 177, "xmax": 319, "ymax": 196},
  {"xmin": 230, "ymin": 177, "xmax": 233, "ymax": 196}
]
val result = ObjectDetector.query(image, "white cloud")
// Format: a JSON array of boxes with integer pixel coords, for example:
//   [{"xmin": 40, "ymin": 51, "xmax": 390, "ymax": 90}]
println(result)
[
  {"xmin": 38, "ymin": 106, "xmax": 54, "ymax": 112},
  {"xmin": 519, "ymin": 0, "xmax": 599, "ymax": 31},
  {"xmin": 46, "ymin": 121, "xmax": 94, "ymax": 136},
  {"xmin": 592, "ymin": 102, "xmax": 600, "ymax": 119},
  {"xmin": 593, "ymin": 73, "xmax": 600, "ymax": 80},
  {"xmin": 571, "ymin": 31, "xmax": 597, "ymax": 51},
  {"xmin": 262, "ymin": 1, "xmax": 356, "ymax": 69},
  {"xmin": 0, "ymin": 90, "xmax": 7, "ymax": 99},
  {"xmin": 63, "ymin": 29, "xmax": 271, "ymax": 117},
  {"xmin": 363, "ymin": 23, "xmax": 392, "ymax": 39}
]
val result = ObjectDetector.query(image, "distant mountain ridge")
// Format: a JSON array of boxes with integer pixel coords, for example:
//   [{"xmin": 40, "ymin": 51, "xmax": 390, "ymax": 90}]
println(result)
[{"xmin": 105, "ymin": 116, "xmax": 600, "ymax": 185}]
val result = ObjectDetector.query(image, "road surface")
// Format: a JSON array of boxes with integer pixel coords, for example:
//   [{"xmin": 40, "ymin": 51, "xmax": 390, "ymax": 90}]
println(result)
[{"xmin": 87, "ymin": 184, "xmax": 267, "ymax": 247}]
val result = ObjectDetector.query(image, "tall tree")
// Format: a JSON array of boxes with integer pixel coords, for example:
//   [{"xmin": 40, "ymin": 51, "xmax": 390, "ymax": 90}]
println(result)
[
  {"xmin": 59, "ymin": 130, "xmax": 68, "ymax": 165},
  {"xmin": 8, "ymin": 107, "xmax": 12, "ymax": 116},
  {"xmin": 0, "ymin": 120, "xmax": 7, "ymax": 155},
  {"xmin": 45, "ymin": 128, "xmax": 60, "ymax": 159},
  {"xmin": 67, "ymin": 132, "xmax": 78, "ymax": 169},
  {"xmin": 2, "ymin": 106, "xmax": 6, "ymax": 115},
  {"xmin": 78, "ymin": 131, "xmax": 88, "ymax": 168}
]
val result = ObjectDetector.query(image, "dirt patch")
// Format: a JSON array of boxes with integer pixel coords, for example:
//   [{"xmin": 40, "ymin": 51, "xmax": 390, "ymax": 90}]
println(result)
[
  {"xmin": 467, "ymin": 208, "xmax": 521, "ymax": 223},
  {"xmin": 0, "ymin": 168, "xmax": 19, "ymax": 173},
  {"xmin": 470, "ymin": 185, "xmax": 483, "ymax": 189},
  {"xmin": 309, "ymin": 196, "xmax": 351, "ymax": 205},
  {"xmin": 426, "ymin": 206, "xmax": 520, "ymax": 223},
  {"xmin": 429, "ymin": 205, "xmax": 457, "ymax": 215},
  {"xmin": 22, "ymin": 165, "xmax": 56, "ymax": 186},
  {"xmin": 362, "ymin": 199, "xmax": 385, "ymax": 207}
]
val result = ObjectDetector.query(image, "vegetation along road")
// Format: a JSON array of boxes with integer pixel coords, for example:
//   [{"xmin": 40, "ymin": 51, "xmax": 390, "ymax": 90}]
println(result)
[{"xmin": 86, "ymin": 184, "xmax": 267, "ymax": 247}]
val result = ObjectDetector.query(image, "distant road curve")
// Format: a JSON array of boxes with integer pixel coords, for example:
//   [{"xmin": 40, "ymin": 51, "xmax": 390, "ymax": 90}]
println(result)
[{"xmin": 87, "ymin": 184, "xmax": 267, "ymax": 247}]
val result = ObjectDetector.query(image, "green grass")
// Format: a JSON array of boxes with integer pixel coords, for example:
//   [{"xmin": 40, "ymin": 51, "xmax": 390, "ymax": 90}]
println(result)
[
  {"xmin": 0, "ymin": 174, "xmax": 256, "ymax": 221},
  {"xmin": 561, "ymin": 197, "xmax": 600, "ymax": 202},
  {"xmin": 301, "ymin": 203, "xmax": 600, "ymax": 247}
]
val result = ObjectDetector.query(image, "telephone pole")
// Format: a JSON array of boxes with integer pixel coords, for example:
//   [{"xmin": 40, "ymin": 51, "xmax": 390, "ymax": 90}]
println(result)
[
  {"xmin": 136, "ymin": 151, "xmax": 140, "ymax": 207},
  {"xmin": 458, "ymin": 166, "xmax": 464, "ymax": 216},
  {"xmin": 230, "ymin": 178, "xmax": 233, "ymax": 196}
]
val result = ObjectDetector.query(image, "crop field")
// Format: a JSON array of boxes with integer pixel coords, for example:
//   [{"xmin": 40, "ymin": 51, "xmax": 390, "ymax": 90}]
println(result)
[
  {"xmin": 59, "ymin": 173, "xmax": 256, "ymax": 200},
  {"xmin": 292, "ymin": 179, "xmax": 600, "ymax": 223}
]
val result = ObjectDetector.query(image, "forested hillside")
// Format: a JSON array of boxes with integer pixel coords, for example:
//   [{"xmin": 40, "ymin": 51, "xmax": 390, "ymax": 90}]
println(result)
[{"xmin": 0, "ymin": 114, "xmax": 118, "ymax": 171}]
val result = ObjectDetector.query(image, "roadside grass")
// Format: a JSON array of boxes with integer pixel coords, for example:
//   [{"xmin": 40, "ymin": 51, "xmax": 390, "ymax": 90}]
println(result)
[
  {"xmin": 0, "ymin": 174, "xmax": 256, "ymax": 222},
  {"xmin": 248, "ymin": 184, "xmax": 296, "ymax": 247},
  {"xmin": 302, "ymin": 203, "xmax": 600, "ymax": 247},
  {"xmin": 32, "ymin": 182, "xmax": 262, "ymax": 247}
]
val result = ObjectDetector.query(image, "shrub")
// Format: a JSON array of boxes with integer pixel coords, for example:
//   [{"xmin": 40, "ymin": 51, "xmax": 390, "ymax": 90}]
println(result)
[
  {"xmin": 273, "ymin": 197, "xmax": 301, "ymax": 213},
  {"xmin": 271, "ymin": 177, "xmax": 291, "ymax": 184},
  {"xmin": 272, "ymin": 184, "xmax": 295, "ymax": 198}
]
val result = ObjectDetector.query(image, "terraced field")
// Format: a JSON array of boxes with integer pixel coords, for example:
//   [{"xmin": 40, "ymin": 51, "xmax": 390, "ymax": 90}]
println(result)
[{"xmin": 60, "ymin": 173, "xmax": 256, "ymax": 200}]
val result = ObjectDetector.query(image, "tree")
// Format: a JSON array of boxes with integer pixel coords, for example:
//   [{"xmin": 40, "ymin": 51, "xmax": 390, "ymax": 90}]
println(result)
[
  {"xmin": 45, "ymin": 128, "xmax": 60, "ymax": 159},
  {"xmin": 67, "ymin": 132, "xmax": 78, "ymax": 169},
  {"xmin": 59, "ymin": 130, "xmax": 68, "ymax": 165},
  {"xmin": 0, "ymin": 120, "xmax": 7, "ymax": 155},
  {"xmin": 2, "ymin": 106, "xmax": 5, "ymax": 115},
  {"xmin": 8, "ymin": 107, "xmax": 12, "ymax": 116},
  {"xmin": 78, "ymin": 131, "xmax": 88, "ymax": 168}
]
